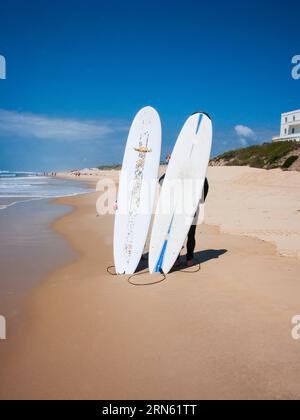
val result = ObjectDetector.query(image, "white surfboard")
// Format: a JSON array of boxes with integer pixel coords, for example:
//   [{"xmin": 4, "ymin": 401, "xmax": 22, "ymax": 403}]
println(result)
[
  {"xmin": 149, "ymin": 112, "xmax": 212, "ymax": 274},
  {"xmin": 114, "ymin": 106, "xmax": 161, "ymax": 275}
]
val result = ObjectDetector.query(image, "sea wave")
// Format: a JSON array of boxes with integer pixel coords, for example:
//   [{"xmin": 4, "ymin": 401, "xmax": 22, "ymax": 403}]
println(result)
[
  {"xmin": 0, "ymin": 175, "xmax": 92, "ymax": 209},
  {"xmin": 0, "ymin": 198, "xmax": 42, "ymax": 210},
  {"xmin": 0, "ymin": 171, "xmax": 38, "ymax": 178}
]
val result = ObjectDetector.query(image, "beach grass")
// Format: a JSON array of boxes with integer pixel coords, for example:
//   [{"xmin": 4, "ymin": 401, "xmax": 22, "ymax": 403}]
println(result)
[{"xmin": 211, "ymin": 140, "xmax": 300, "ymax": 170}]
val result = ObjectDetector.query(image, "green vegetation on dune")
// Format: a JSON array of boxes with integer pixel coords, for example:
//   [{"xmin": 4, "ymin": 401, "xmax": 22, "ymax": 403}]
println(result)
[
  {"xmin": 212, "ymin": 141, "xmax": 300, "ymax": 170},
  {"xmin": 282, "ymin": 155, "xmax": 299, "ymax": 169},
  {"xmin": 97, "ymin": 164, "xmax": 122, "ymax": 170}
]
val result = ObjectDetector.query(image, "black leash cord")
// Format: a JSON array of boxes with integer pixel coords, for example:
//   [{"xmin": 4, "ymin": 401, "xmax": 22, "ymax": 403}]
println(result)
[
  {"xmin": 127, "ymin": 269, "xmax": 167, "ymax": 286},
  {"xmin": 178, "ymin": 257, "xmax": 201, "ymax": 273},
  {"xmin": 106, "ymin": 257, "xmax": 200, "ymax": 286},
  {"xmin": 106, "ymin": 265, "xmax": 118, "ymax": 276},
  {"xmin": 106, "ymin": 265, "xmax": 167, "ymax": 286}
]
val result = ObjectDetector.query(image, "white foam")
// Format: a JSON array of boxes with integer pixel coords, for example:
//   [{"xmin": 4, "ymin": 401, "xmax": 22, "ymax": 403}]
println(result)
[
  {"xmin": 0, "ymin": 198, "xmax": 43, "ymax": 210},
  {"xmin": 0, "ymin": 174, "xmax": 92, "ymax": 211}
]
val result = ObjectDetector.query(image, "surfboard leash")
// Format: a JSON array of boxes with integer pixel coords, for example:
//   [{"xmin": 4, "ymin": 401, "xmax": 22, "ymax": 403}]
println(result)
[
  {"xmin": 106, "ymin": 265, "xmax": 167, "ymax": 286},
  {"xmin": 127, "ymin": 268, "xmax": 167, "ymax": 286},
  {"xmin": 106, "ymin": 265, "xmax": 118, "ymax": 276},
  {"xmin": 128, "ymin": 258, "xmax": 201, "ymax": 284},
  {"xmin": 178, "ymin": 257, "xmax": 201, "ymax": 273}
]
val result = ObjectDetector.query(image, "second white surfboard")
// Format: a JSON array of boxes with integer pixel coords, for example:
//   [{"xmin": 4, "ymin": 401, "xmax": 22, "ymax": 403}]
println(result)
[{"xmin": 149, "ymin": 112, "xmax": 212, "ymax": 274}]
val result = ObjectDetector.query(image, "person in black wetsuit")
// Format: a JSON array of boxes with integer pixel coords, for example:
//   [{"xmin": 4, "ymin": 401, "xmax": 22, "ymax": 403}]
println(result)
[{"xmin": 186, "ymin": 177, "xmax": 209, "ymax": 266}]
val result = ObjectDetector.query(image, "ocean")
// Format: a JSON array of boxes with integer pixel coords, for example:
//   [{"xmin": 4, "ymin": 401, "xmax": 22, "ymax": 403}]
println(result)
[
  {"xmin": 0, "ymin": 171, "xmax": 93, "ymax": 318},
  {"xmin": 0, "ymin": 171, "xmax": 91, "ymax": 209}
]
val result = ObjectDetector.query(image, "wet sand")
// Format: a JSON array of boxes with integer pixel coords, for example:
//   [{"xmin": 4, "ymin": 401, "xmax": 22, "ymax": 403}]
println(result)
[
  {"xmin": 0, "ymin": 199, "xmax": 76, "ymax": 319},
  {"xmin": 0, "ymin": 188, "xmax": 300, "ymax": 400}
]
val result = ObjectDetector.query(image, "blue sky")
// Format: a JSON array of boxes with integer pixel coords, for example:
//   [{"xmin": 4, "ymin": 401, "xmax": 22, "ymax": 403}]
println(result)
[{"xmin": 0, "ymin": 0, "xmax": 299, "ymax": 171}]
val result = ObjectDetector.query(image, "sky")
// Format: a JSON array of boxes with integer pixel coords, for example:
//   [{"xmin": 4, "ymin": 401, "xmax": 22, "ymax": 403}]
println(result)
[{"xmin": 0, "ymin": 0, "xmax": 299, "ymax": 171}]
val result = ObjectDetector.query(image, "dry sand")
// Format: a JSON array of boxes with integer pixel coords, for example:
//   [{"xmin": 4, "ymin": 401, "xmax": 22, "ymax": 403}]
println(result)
[
  {"xmin": 206, "ymin": 166, "xmax": 300, "ymax": 258},
  {"xmin": 0, "ymin": 166, "xmax": 300, "ymax": 400}
]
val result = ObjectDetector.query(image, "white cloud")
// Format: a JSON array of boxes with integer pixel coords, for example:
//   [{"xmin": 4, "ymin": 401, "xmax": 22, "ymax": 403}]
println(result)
[
  {"xmin": 234, "ymin": 125, "xmax": 257, "ymax": 140},
  {"xmin": 0, "ymin": 109, "xmax": 127, "ymax": 141},
  {"xmin": 212, "ymin": 125, "xmax": 278, "ymax": 157}
]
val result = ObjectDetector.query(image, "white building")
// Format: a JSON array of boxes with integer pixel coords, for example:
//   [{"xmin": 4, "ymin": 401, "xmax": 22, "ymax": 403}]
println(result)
[{"xmin": 273, "ymin": 110, "xmax": 300, "ymax": 142}]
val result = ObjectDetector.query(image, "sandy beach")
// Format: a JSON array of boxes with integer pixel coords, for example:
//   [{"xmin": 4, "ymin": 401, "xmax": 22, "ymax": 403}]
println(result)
[
  {"xmin": 0, "ymin": 166, "xmax": 300, "ymax": 400},
  {"xmin": 2, "ymin": 0, "xmax": 299, "ymax": 402}
]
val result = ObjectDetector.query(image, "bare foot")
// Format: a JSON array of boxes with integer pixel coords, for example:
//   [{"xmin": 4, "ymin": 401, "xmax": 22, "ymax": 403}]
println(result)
[{"xmin": 186, "ymin": 259, "xmax": 193, "ymax": 268}]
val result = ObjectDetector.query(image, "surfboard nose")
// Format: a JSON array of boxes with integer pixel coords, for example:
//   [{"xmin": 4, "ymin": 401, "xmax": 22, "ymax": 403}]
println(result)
[{"xmin": 191, "ymin": 111, "xmax": 211, "ymax": 120}]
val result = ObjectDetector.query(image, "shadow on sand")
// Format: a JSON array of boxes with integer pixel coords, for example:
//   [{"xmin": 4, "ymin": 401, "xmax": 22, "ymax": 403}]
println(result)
[{"xmin": 135, "ymin": 249, "xmax": 228, "ymax": 274}]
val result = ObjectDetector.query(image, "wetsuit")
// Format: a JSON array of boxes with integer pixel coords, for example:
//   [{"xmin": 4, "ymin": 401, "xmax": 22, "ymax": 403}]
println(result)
[{"xmin": 187, "ymin": 177, "xmax": 209, "ymax": 261}]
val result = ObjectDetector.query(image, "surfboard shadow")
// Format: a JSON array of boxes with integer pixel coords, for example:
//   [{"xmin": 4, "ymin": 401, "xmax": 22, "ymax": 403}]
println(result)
[
  {"xmin": 194, "ymin": 248, "xmax": 227, "ymax": 264},
  {"xmin": 135, "ymin": 249, "xmax": 227, "ymax": 273},
  {"xmin": 171, "ymin": 249, "xmax": 228, "ymax": 272}
]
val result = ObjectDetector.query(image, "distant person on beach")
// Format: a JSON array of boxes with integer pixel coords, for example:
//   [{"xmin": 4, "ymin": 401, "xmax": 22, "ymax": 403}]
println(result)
[{"xmin": 159, "ymin": 154, "xmax": 209, "ymax": 268}]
